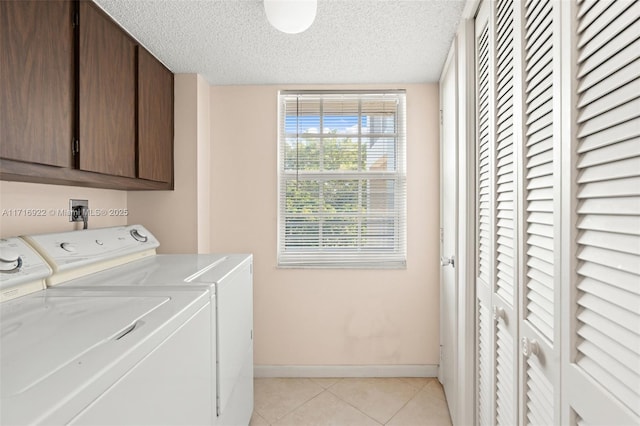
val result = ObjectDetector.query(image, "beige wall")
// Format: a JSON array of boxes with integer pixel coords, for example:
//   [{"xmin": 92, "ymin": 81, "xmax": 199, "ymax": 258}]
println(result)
[
  {"xmin": 210, "ymin": 84, "xmax": 440, "ymax": 367},
  {"xmin": 197, "ymin": 74, "xmax": 211, "ymax": 254},
  {"xmin": 127, "ymin": 74, "xmax": 211, "ymax": 253},
  {"xmin": 0, "ymin": 181, "xmax": 127, "ymax": 238}
]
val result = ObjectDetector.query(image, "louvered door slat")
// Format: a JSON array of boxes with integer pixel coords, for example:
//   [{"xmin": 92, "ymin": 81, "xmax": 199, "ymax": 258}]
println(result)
[
  {"xmin": 475, "ymin": 7, "xmax": 495, "ymax": 422},
  {"xmin": 525, "ymin": 65, "xmax": 552, "ymax": 101},
  {"xmin": 578, "ymin": 262, "xmax": 640, "ymax": 294},
  {"xmin": 577, "ymin": 1, "xmax": 639, "ymax": 56},
  {"xmin": 492, "ymin": 1, "xmax": 518, "ymax": 423},
  {"xmin": 577, "ymin": 30, "xmax": 639, "ymax": 81},
  {"xmin": 525, "ymin": 0, "xmax": 544, "ymax": 21},
  {"xmin": 578, "ymin": 83, "xmax": 639, "ymax": 127},
  {"xmin": 579, "ymin": 119, "xmax": 640, "ymax": 154},
  {"xmin": 526, "ymin": 357, "xmax": 554, "ymax": 426},
  {"xmin": 577, "ymin": 0, "xmax": 613, "ymax": 33},
  {"xmin": 519, "ymin": 1, "xmax": 560, "ymax": 423},
  {"xmin": 524, "ymin": 3, "xmax": 552, "ymax": 51},
  {"xmin": 523, "ymin": 0, "xmax": 555, "ymax": 346},
  {"xmin": 578, "ymin": 138, "xmax": 640, "ymax": 168},
  {"xmin": 578, "ymin": 98, "xmax": 640, "ymax": 138},
  {"xmin": 478, "ymin": 18, "xmax": 492, "ymax": 290},
  {"xmin": 578, "ymin": 214, "xmax": 640, "ymax": 234},
  {"xmin": 478, "ymin": 302, "xmax": 493, "ymax": 425},
  {"xmin": 579, "ymin": 175, "xmax": 640, "ymax": 199},
  {"xmin": 496, "ymin": 319, "xmax": 515, "ymax": 424},
  {"xmin": 578, "ymin": 229, "xmax": 640, "ymax": 255},
  {"xmin": 527, "ymin": 278, "xmax": 553, "ymax": 302},
  {"xmin": 570, "ymin": 0, "xmax": 640, "ymax": 419},
  {"xmin": 495, "ymin": 6, "xmax": 515, "ymax": 317}
]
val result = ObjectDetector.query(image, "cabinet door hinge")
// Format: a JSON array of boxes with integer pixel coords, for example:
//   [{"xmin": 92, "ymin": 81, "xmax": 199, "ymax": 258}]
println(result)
[
  {"xmin": 73, "ymin": 11, "xmax": 79, "ymax": 28},
  {"xmin": 72, "ymin": 138, "xmax": 79, "ymax": 156}
]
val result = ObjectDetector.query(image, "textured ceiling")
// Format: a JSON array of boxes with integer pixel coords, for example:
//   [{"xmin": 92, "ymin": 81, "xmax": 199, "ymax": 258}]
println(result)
[{"xmin": 93, "ymin": 0, "xmax": 465, "ymax": 85}]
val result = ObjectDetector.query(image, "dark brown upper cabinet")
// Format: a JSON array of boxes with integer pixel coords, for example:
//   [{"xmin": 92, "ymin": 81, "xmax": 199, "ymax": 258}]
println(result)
[
  {"xmin": 0, "ymin": 0, "xmax": 174, "ymax": 190},
  {"xmin": 79, "ymin": 1, "xmax": 136, "ymax": 179},
  {"xmin": 138, "ymin": 47, "xmax": 174, "ymax": 184},
  {"xmin": 0, "ymin": 0, "xmax": 74, "ymax": 168}
]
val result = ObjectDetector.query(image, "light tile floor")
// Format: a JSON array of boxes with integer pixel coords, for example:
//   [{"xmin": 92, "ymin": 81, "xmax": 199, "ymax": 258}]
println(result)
[{"xmin": 251, "ymin": 378, "xmax": 452, "ymax": 426}]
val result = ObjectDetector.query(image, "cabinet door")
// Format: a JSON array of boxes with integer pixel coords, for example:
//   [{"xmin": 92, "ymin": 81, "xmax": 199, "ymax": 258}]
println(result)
[
  {"xmin": 0, "ymin": 0, "xmax": 73, "ymax": 168},
  {"xmin": 79, "ymin": 1, "xmax": 136, "ymax": 178},
  {"xmin": 138, "ymin": 47, "xmax": 173, "ymax": 183}
]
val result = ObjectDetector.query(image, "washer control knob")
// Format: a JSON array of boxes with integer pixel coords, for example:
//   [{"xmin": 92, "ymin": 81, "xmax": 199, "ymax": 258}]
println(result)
[
  {"xmin": 130, "ymin": 229, "xmax": 148, "ymax": 243},
  {"xmin": 0, "ymin": 249, "xmax": 22, "ymax": 273},
  {"xmin": 60, "ymin": 242, "xmax": 76, "ymax": 252}
]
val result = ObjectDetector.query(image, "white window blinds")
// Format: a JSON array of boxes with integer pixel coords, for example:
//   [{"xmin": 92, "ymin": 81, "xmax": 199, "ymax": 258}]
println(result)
[{"xmin": 277, "ymin": 91, "xmax": 407, "ymax": 268}]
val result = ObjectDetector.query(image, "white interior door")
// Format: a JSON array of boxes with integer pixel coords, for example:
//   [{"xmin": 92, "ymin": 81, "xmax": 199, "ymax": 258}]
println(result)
[{"xmin": 439, "ymin": 41, "xmax": 458, "ymax": 425}]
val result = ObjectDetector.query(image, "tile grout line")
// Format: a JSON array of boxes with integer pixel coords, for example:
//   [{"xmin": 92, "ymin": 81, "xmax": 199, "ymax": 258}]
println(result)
[
  {"xmin": 325, "ymin": 386, "xmax": 385, "ymax": 425},
  {"xmin": 326, "ymin": 378, "xmax": 430, "ymax": 426},
  {"xmin": 254, "ymin": 378, "xmax": 325, "ymax": 425},
  {"xmin": 381, "ymin": 383, "xmax": 424, "ymax": 425},
  {"xmin": 253, "ymin": 378, "xmax": 447, "ymax": 426}
]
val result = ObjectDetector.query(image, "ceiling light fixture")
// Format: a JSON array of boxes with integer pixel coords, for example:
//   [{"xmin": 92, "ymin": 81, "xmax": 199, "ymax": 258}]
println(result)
[{"xmin": 264, "ymin": 0, "xmax": 317, "ymax": 34}]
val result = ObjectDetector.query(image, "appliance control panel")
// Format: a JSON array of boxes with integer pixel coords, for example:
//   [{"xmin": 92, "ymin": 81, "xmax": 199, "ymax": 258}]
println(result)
[
  {"xmin": 0, "ymin": 238, "xmax": 51, "ymax": 298},
  {"xmin": 23, "ymin": 225, "xmax": 160, "ymax": 275}
]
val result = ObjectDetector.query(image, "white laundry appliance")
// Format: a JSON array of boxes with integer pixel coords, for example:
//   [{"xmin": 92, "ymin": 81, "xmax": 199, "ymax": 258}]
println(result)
[
  {"xmin": 0, "ymin": 237, "xmax": 213, "ymax": 425},
  {"xmin": 23, "ymin": 224, "xmax": 254, "ymax": 426}
]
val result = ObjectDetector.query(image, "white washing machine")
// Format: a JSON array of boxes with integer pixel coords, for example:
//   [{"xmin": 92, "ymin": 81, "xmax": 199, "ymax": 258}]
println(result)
[
  {"xmin": 24, "ymin": 225, "xmax": 254, "ymax": 426},
  {"xmin": 0, "ymin": 237, "xmax": 213, "ymax": 425}
]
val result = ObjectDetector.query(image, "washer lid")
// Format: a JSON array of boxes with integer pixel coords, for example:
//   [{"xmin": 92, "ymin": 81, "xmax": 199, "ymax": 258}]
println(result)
[
  {"xmin": 1, "ymin": 293, "xmax": 169, "ymax": 397},
  {"xmin": 0, "ymin": 288, "xmax": 209, "ymax": 426}
]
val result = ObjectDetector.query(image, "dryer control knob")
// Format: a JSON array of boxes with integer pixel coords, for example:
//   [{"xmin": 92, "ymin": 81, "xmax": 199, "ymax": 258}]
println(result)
[
  {"xmin": 130, "ymin": 229, "xmax": 148, "ymax": 243},
  {"xmin": 60, "ymin": 242, "xmax": 76, "ymax": 252}
]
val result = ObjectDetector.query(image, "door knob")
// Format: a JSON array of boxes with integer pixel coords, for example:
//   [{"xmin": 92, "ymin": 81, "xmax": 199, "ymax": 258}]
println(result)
[
  {"xmin": 493, "ymin": 305, "xmax": 505, "ymax": 321},
  {"xmin": 440, "ymin": 255, "xmax": 455, "ymax": 267},
  {"xmin": 522, "ymin": 337, "xmax": 540, "ymax": 358}
]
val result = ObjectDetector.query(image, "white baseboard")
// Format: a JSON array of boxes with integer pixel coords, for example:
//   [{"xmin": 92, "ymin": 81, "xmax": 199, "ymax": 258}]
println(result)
[{"xmin": 254, "ymin": 364, "xmax": 438, "ymax": 378}]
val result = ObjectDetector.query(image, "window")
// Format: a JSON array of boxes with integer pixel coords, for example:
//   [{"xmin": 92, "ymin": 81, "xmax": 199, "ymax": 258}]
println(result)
[{"xmin": 277, "ymin": 90, "xmax": 407, "ymax": 268}]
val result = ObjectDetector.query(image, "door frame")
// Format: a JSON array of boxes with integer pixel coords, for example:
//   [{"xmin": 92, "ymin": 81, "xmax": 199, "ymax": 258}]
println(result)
[{"xmin": 451, "ymin": 1, "xmax": 482, "ymax": 425}]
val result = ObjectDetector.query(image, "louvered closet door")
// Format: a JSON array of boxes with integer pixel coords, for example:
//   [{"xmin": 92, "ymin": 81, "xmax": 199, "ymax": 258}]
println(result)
[
  {"xmin": 519, "ymin": 0, "xmax": 561, "ymax": 424},
  {"xmin": 475, "ymin": 4, "xmax": 495, "ymax": 424},
  {"xmin": 475, "ymin": 1, "xmax": 519, "ymax": 424},
  {"xmin": 564, "ymin": 1, "xmax": 640, "ymax": 424},
  {"xmin": 493, "ymin": 0, "xmax": 519, "ymax": 424}
]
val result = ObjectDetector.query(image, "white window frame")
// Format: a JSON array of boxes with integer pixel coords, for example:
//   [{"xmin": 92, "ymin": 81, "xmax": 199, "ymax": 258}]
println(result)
[{"xmin": 277, "ymin": 90, "xmax": 407, "ymax": 268}]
